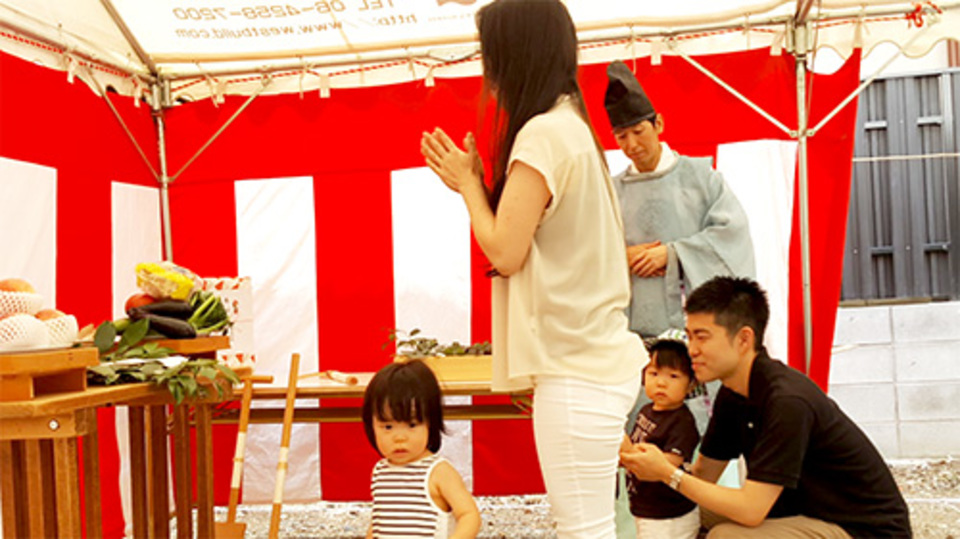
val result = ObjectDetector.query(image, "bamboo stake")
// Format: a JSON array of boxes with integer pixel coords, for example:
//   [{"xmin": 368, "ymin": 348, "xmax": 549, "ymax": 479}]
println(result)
[
  {"xmin": 214, "ymin": 378, "xmax": 255, "ymax": 538},
  {"xmin": 228, "ymin": 378, "xmax": 254, "ymax": 522},
  {"xmin": 268, "ymin": 354, "xmax": 300, "ymax": 539}
]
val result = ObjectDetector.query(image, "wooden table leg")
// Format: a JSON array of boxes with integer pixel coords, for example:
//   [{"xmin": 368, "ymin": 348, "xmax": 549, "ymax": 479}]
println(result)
[
  {"xmin": 128, "ymin": 406, "xmax": 149, "ymax": 539},
  {"xmin": 149, "ymin": 405, "xmax": 170, "ymax": 538},
  {"xmin": 53, "ymin": 438, "xmax": 82, "ymax": 537},
  {"xmin": 81, "ymin": 410, "xmax": 102, "ymax": 539},
  {"xmin": 172, "ymin": 405, "xmax": 193, "ymax": 539},
  {"xmin": 195, "ymin": 403, "xmax": 215, "ymax": 538},
  {"xmin": 23, "ymin": 439, "xmax": 52, "ymax": 537},
  {"xmin": 0, "ymin": 441, "xmax": 23, "ymax": 539}
]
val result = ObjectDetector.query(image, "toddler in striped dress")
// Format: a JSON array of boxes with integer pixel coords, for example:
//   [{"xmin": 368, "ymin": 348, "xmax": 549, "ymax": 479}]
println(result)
[{"xmin": 362, "ymin": 360, "xmax": 481, "ymax": 539}]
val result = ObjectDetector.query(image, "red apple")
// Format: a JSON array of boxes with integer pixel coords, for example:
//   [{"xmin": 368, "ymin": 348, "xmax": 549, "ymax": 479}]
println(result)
[{"xmin": 125, "ymin": 293, "xmax": 157, "ymax": 312}]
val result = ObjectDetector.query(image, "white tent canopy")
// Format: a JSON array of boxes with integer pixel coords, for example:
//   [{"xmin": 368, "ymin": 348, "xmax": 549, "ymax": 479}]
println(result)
[{"xmin": 1, "ymin": 0, "xmax": 957, "ymax": 103}]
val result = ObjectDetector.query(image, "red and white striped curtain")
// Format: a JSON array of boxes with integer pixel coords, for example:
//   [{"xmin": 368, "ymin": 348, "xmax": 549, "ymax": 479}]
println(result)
[{"xmin": 0, "ymin": 47, "xmax": 860, "ymax": 537}]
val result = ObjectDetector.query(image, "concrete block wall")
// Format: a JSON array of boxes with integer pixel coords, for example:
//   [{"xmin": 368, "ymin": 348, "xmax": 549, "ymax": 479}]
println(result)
[{"xmin": 828, "ymin": 301, "xmax": 960, "ymax": 458}]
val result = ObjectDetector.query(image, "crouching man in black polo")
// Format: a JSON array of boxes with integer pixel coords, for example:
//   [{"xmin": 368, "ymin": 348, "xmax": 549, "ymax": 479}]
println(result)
[{"xmin": 620, "ymin": 276, "xmax": 911, "ymax": 538}]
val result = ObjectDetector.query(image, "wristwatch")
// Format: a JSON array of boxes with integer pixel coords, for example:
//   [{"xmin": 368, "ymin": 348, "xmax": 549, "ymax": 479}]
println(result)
[{"xmin": 668, "ymin": 467, "xmax": 685, "ymax": 490}]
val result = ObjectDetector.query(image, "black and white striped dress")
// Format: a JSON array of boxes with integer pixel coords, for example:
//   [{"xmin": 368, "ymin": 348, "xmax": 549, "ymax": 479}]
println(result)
[{"xmin": 371, "ymin": 455, "xmax": 455, "ymax": 538}]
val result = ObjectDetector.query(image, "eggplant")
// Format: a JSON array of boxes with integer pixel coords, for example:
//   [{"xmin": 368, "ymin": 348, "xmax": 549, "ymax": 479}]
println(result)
[
  {"xmin": 129, "ymin": 311, "xmax": 197, "ymax": 339},
  {"xmin": 128, "ymin": 300, "xmax": 193, "ymax": 320}
]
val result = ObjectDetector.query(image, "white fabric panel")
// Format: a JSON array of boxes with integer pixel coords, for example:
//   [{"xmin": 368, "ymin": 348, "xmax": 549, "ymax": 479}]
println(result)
[
  {"xmin": 717, "ymin": 140, "xmax": 796, "ymax": 361},
  {"xmin": 0, "ymin": 157, "xmax": 57, "ymax": 306},
  {"xmin": 235, "ymin": 177, "xmax": 321, "ymax": 503},
  {"xmin": 109, "ymin": 182, "xmax": 163, "ymax": 538},
  {"xmin": 0, "ymin": 156, "xmax": 56, "ymax": 533},
  {"xmin": 391, "ymin": 167, "xmax": 474, "ymax": 490},
  {"xmin": 605, "ymin": 150, "xmax": 632, "ymax": 178},
  {"xmin": 110, "ymin": 183, "xmax": 163, "ymax": 318}
]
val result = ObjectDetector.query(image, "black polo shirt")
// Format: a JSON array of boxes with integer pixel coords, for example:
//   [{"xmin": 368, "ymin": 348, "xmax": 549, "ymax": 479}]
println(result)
[{"xmin": 700, "ymin": 350, "xmax": 911, "ymax": 538}]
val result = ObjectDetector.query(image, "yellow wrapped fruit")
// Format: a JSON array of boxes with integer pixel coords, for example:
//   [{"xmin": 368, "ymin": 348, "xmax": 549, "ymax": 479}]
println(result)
[{"xmin": 135, "ymin": 261, "xmax": 199, "ymax": 301}]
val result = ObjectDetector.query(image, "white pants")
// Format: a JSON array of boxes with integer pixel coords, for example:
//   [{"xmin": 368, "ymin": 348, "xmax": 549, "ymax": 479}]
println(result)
[
  {"xmin": 635, "ymin": 507, "xmax": 701, "ymax": 539},
  {"xmin": 533, "ymin": 374, "xmax": 641, "ymax": 539}
]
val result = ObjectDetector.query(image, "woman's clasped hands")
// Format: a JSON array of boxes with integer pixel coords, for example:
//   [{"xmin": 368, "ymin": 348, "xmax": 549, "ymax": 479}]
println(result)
[{"xmin": 420, "ymin": 128, "xmax": 484, "ymax": 193}]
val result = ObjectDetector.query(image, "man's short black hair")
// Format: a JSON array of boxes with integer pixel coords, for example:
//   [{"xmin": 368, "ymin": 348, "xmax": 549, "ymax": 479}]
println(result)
[
  {"xmin": 685, "ymin": 276, "xmax": 769, "ymax": 351},
  {"xmin": 362, "ymin": 360, "xmax": 446, "ymax": 455}
]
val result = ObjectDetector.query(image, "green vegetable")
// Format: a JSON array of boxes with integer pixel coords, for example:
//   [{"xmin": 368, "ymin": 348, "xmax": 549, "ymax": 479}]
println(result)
[
  {"xmin": 386, "ymin": 328, "xmax": 491, "ymax": 359},
  {"xmin": 187, "ymin": 291, "xmax": 231, "ymax": 334}
]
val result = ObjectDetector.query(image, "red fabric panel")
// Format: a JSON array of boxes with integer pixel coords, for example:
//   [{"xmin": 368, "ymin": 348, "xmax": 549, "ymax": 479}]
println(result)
[
  {"xmin": 168, "ymin": 180, "xmax": 239, "ymax": 278},
  {"xmin": 470, "ymin": 235, "xmax": 545, "ymax": 495},
  {"xmin": 787, "ymin": 51, "xmax": 862, "ymax": 390},
  {"xmin": 167, "ymin": 180, "xmax": 239, "ymax": 505},
  {"xmin": 0, "ymin": 53, "xmax": 158, "ymax": 327},
  {"xmin": 580, "ymin": 50, "xmax": 797, "ymax": 153},
  {"xmin": 314, "ymin": 170, "xmax": 397, "ymax": 501},
  {"xmin": 0, "ymin": 52, "xmax": 158, "ymax": 538},
  {"xmin": 164, "ymin": 79, "xmax": 493, "ymax": 500}
]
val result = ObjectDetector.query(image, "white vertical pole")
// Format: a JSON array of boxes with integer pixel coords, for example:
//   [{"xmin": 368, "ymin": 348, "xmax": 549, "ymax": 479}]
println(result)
[
  {"xmin": 794, "ymin": 24, "xmax": 814, "ymax": 374},
  {"xmin": 153, "ymin": 83, "xmax": 174, "ymax": 262}
]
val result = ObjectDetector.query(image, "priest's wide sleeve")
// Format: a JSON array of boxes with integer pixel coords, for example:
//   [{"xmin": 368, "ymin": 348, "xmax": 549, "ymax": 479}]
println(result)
[{"xmin": 672, "ymin": 169, "xmax": 756, "ymax": 288}]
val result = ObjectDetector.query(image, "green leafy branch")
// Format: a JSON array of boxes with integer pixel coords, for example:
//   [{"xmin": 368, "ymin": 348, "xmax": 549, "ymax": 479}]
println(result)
[
  {"xmin": 89, "ymin": 318, "xmax": 241, "ymax": 404},
  {"xmin": 385, "ymin": 328, "xmax": 491, "ymax": 359},
  {"xmin": 87, "ymin": 358, "xmax": 241, "ymax": 405},
  {"xmin": 156, "ymin": 359, "xmax": 241, "ymax": 404},
  {"xmin": 94, "ymin": 318, "xmax": 174, "ymax": 362}
]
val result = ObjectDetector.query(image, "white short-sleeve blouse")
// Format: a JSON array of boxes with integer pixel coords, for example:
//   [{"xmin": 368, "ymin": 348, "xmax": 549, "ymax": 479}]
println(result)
[{"xmin": 491, "ymin": 96, "xmax": 645, "ymax": 390}]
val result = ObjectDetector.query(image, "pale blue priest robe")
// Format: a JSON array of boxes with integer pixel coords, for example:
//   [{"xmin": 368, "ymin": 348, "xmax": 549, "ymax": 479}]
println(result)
[{"xmin": 613, "ymin": 150, "xmax": 756, "ymax": 340}]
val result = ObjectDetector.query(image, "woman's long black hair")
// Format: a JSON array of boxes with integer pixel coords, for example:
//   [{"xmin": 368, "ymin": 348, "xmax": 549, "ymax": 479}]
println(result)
[{"xmin": 476, "ymin": 0, "xmax": 607, "ymax": 211}]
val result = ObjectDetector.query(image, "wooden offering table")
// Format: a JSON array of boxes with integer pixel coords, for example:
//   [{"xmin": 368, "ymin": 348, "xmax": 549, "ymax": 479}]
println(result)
[
  {"xmin": 215, "ymin": 372, "xmax": 533, "ymax": 425},
  {"xmin": 0, "ymin": 336, "xmax": 240, "ymax": 539},
  {"xmin": 111, "ymin": 335, "xmax": 236, "ymax": 539},
  {"xmin": 0, "ymin": 346, "xmax": 102, "ymax": 538}
]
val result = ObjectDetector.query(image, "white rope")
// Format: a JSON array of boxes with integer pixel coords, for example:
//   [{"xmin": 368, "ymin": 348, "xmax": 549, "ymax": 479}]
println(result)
[{"xmin": 852, "ymin": 152, "xmax": 960, "ymax": 163}]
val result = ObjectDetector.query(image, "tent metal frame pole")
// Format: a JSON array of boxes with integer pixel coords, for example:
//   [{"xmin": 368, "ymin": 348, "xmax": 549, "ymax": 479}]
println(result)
[
  {"xmin": 80, "ymin": 65, "xmax": 159, "ymax": 181},
  {"xmin": 153, "ymin": 77, "xmax": 270, "ymax": 261},
  {"xmin": 670, "ymin": 45, "xmax": 795, "ymax": 136},
  {"xmin": 789, "ymin": 13, "xmax": 933, "ymax": 374},
  {"xmin": 169, "ymin": 78, "xmax": 273, "ymax": 182},
  {"xmin": 809, "ymin": 24, "xmax": 932, "ymax": 136},
  {"xmin": 794, "ymin": 22, "xmax": 814, "ymax": 375},
  {"xmin": 154, "ymin": 83, "xmax": 174, "ymax": 262},
  {"xmin": 98, "ymin": 0, "xmax": 157, "ymax": 75}
]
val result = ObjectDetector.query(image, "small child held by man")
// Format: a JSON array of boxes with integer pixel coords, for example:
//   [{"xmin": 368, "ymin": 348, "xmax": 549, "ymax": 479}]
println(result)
[{"xmin": 621, "ymin": 334, "xmax": 701, "ymax": 539}]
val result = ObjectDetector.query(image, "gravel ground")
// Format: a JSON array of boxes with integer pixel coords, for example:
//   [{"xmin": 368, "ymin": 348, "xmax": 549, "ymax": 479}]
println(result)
[{"xmin": 190, "ymin": 458, "xmax": 959, "ymax": 538}]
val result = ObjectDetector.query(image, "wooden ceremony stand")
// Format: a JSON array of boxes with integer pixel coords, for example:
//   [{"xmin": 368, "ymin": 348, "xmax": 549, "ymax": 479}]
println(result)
[{"xmin": 0, "ymin": 336, "xmax": 240, "ymax": 539}]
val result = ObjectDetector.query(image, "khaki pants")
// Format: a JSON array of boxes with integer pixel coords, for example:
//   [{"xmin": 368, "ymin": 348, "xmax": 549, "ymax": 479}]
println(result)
[{"xmin": 700, "ymin": 507, "xmax": 852, "ymax": 539}]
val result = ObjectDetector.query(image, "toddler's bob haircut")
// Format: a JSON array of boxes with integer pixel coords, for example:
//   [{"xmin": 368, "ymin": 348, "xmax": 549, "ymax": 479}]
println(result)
[
  {"xmin": 647, "ymin": 339, "xmax": 694, "ymax": 381},
  {"xmin": 362, "ymin": 360, "xmax": 446, "ymax": 455}
]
